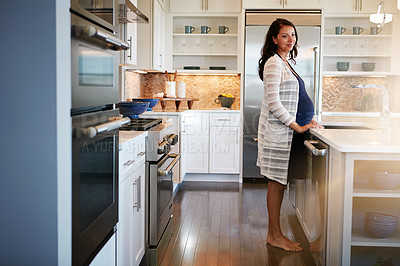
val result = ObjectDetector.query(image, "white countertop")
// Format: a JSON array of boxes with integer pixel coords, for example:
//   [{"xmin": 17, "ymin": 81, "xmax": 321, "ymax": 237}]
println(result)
[
  {"xmin": 119, "ymin": 131, "xmax": 148, "ymax": 145},
  {"xmin": 310, "ymin": 122, "xmax": 400, "ymax": 153},
  {"xmin": 142, "ymin": 109, "xmax": 240, "ymax": 116}
]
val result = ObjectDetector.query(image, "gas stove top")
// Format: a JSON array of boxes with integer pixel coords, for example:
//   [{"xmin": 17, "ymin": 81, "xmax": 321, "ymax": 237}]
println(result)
[{"xmin": 120, "ymin": 118, "xmax": 162, "ymax": 131}]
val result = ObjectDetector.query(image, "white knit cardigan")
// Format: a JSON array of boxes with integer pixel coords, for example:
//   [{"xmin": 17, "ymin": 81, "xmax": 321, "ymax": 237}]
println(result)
[{"xmin": 257, "ymin": 54, "xmax": 299, "ymax": 185}]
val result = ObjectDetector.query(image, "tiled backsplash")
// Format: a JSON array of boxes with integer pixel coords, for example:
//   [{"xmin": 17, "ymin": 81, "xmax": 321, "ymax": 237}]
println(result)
[
  {"xmin": 125, "ymin": 71, "xmax": 241, "ymax": 111},
  {"xmin": 125, "ymin": 72, "xmax": 399, "ymax": 113},
  {"xmin": 322, "ymin": 76, "xmax": 399, "ymax": 113}
]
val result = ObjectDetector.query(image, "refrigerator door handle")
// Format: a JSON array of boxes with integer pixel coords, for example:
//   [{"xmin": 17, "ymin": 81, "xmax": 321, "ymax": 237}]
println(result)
[{"xmin": 313, "ymin": 46, "xmax": 320, "ymax": 116}]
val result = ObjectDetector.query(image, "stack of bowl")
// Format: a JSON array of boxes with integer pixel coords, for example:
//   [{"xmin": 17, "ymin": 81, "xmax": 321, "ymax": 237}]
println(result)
[
  {"xmin": 364, "ymin": 212, "xmax": 398, "ymax": 238},
  {"xmin": 369, "ymin": 171, "xmax": 400, "ymax": 190}
]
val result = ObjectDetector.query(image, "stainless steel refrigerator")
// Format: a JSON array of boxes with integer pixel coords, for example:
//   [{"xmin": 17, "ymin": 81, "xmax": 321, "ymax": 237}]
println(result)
[{"xmin": 243, "ymin": 11, "xmax": 322, "ymax": 179}]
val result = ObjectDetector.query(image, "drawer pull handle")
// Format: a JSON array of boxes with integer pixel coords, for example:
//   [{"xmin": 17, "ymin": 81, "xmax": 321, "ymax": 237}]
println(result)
[
  {"xmin": 137, "ymin": 151, "xmax": 146, "ymax": 156},
  {"xmin": 124, "ymin": 160, "xmax": 135, "ymax": 166}
]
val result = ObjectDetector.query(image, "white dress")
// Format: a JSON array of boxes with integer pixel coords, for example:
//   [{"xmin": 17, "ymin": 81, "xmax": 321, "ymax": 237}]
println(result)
[{"xmin": 257, "ymin": 54, "xmax": 299, "ymax": 185}]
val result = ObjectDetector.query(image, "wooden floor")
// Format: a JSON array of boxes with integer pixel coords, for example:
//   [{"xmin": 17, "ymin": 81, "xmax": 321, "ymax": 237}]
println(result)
[{"xmin": 160, "ymin": 181, "xmax": 317, "ymax": 266}]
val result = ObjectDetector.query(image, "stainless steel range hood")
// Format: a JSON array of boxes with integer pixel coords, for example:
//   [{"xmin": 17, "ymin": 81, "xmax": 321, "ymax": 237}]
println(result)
[{"xmin": 119, "ymin": 0, "xmax": 149, "ymax": 23}]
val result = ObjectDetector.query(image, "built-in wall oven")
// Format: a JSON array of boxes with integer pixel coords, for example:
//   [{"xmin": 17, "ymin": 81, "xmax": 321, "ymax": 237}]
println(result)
[
  {"xmin": 70, "ymin": 12, "xmax": 128, "ymax": 111},
  {"xmin": 71, "ymin": 0, "xmax": 119, "ymax": 33},
  {"xmin": 70, "ymin": 1, "xmax": 129, "ymax": 264},
  {"xmin": 72, "ymin": 109, "xmax": 129, "ymax": 265}
]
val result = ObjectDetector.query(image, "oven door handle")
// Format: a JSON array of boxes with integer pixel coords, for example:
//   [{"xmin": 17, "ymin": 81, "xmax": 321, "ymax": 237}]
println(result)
[
  {"xmin": 72, "ymin": 25, "xmax": 130, "ymax": 51},
  {"xmin": 78, "ymin": 117, "xmax": 130, "ymax": 138},
  {"xmin": 158, "ymin": 153, "xmax": 181, "ymax": 176},
  {"xmin": 304, "ymin": 140, "xmax": 327, "ymax": 157}
]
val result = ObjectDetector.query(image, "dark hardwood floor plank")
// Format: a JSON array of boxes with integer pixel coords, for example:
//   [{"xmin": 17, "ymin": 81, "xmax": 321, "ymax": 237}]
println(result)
[
  {"xmin": 181, "ymin": 242, "xmax": 196, "ymax": 266},
  {"xmin": 158, "ymin": 181, "xmax": 316, "ymax": 266},
  {"xmin": 192, "ymin": 252, "xmax": 206, "ymax": 266}
]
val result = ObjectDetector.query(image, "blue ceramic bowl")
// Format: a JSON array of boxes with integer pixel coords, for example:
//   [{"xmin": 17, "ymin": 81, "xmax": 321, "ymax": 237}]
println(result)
[
  {"xmin": 118, "ymin": 101, "xmax": 150, "ymax": 118},
  {"xmin": 130, "ymin": 98, "xmax": 160, "ymax": 111}
]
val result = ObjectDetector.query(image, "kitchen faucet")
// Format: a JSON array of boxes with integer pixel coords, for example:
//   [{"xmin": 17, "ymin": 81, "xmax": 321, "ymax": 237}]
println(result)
[{"xmin": 351, "ymin": 84, "xmax": 391, "ymax": 125}]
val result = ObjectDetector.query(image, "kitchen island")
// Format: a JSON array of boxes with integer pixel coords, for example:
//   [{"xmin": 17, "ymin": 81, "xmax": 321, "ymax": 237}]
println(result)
[{"xmin": 307, "ymin": 122, "xmax": 400, "ymax": 266}]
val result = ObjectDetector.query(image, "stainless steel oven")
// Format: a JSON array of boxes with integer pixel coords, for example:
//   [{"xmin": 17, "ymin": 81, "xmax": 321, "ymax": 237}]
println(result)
[
  {"xmin": 147, "ymin": 152, "xmax": 180, "ymax": 254},
  {"xmin": 71, "ymin": 0, "xmax": 119, "ymax": 33},
  {"xmin": 71, "ymin": 13, "xmax": 128, "ymax": 111},
  {"xmin": 72, "ymin": 108, "xmax": 129, "ymax": 265},
  {"xmin": 120, "ymin": 118, "xmax": 180, "ymax": 265}
]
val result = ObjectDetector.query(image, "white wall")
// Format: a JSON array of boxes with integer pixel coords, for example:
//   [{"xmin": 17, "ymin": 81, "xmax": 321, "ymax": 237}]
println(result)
[{"xmin": 0, "ymin": 0, "xmax": 71, "ymax": 264}]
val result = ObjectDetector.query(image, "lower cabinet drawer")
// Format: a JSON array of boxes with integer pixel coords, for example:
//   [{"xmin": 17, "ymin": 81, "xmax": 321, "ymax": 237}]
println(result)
[
  {"xmin": 209, "ymin": 113, "xmax": 240, "ymax": 127},
  {"xmin": 119, "ymin": 142, "xmax": 137, "ymax": 183}
]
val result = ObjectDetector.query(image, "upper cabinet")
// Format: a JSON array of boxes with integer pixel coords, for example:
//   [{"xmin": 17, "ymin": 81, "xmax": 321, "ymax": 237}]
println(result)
[
  {"xmin": 170, "ymin": 0, "xmax": 241, "ymax": 13},
  {"xmin": 243, "ymin": 0, "xmax": 322, "ymax": 9},
  {"xmin": 152, "ymin": 0, "xmax": 165, "ymax": 70},
  {"xmin": 324, "ymin": 0, "xmax": 397, "ymax": 14}
]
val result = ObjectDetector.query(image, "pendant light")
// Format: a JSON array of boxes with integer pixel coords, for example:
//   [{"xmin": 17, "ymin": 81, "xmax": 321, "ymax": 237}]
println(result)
[{"xmin": 369, "ymin": 0, "xmax": 393, "ymax": 28}]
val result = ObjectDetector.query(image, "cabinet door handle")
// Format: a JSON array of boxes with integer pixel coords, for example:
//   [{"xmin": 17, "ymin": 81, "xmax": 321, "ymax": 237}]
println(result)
[
  {"xmin": 206, "ymin": 0, "xmax": 208, "ymax": 10},
  {"xmin": 284, "ymin": 0, "xmax": 287, "ymax": 7},
  {"xmin": 137, "ymin": 151, "xmax": 146, "ymax": 157},
  {"xmin": 359, "ymin": 0, "xmax": 362, "ymax": 11},
  {"xmin": 128, "ymin": 36, "xmax": 133, "ymax": 59},
  {"xmin": 133, "ymin": 176, "xmax": 141, "ymax": 211},
  {"xmin": 354, "ymin": 0, "xmax": 358, "ymax": 11},
  {"xmin": 124, "ymin": 160, "xmax": 135, "ymax": 166},
  {"xmin": 280, "ymin": 0, "xmax": 282, "ymax": 6},
  {"xmin": 137, "ymin": 176, "xmax": 141, "ymax": 211}
]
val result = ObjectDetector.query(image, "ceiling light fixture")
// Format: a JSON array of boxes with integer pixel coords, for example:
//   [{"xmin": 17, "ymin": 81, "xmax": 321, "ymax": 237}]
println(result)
[{"xmin": 370, "ymin": 0, "xmax": 393, "ymax": 28}]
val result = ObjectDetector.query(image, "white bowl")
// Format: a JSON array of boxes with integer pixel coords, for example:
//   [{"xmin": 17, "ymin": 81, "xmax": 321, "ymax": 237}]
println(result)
[
  {"xmin": 369, "ymin": 172, "xmax": 400, "ymax": 190},
  {"xmin": 366, "ymin": 212, "xmax": 398, "ymax": 224}
]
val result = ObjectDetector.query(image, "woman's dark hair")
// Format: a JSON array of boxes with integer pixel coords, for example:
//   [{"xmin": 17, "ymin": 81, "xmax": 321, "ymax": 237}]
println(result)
[{"xmin": 258, "ymin": 18, "xmax": 298, "ymax": 80}]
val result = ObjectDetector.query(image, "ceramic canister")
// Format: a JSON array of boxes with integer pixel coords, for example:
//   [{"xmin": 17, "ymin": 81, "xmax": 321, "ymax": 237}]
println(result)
[
  {"xmin": 177, "ymin": 81, "xmax": 186, "ymax": 98},
  {"xmin": 165, "ymin": 81, "xmax": 176, "ymax": 97}
]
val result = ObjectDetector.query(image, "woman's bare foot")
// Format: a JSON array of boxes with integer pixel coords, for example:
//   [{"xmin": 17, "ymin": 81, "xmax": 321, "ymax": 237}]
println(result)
[{"xmin": 266, "ymin": 234, "xmax": 302, "ymax": 252}]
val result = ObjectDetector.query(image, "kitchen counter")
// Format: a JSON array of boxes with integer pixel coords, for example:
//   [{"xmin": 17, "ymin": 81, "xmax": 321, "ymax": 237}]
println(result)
[
  {"xmin": 119, "ymin": 131, "xmax": 148, "ymax": 145},
  {"xmin": 143, "ymin": 109, "xmax": 240, "ymax": 115},
  {"xmin": 310, "ymin": 120, "xmax": 400, "ymax": 153}
]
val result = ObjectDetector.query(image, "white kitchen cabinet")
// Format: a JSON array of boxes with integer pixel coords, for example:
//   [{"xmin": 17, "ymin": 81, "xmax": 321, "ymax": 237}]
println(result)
[
  {"xmin": 209, "ymin": 126, "xmax": 239, "ymax": 173},
  {"xmin": 152, "ymin": 0, "xmax": 165, "ymax": 70},
  {"xmin": 89, "ymin": 233, "xmax": 116, "ymax": 266},
  {"xmin": 156, "ymin": 0, "xmax": 166, "ymax": 11},
  {"xmin": 125, "ymin": 23, "xmax": 138, "ymax": 65},
  {"xmin": 118, "ymin": 134, "xmax": 146, "ymax": 266},
  {"xmin": 182, "ymin": 111, "xmax": 240, "ymax": 175},
  {"xmin": 171, "ymin": 15, "xmax": 240, "ymax": 72},
  {"xmin": 243, "ymin": 0, "xmax": 321, "ymax": 10},
  {"xmin": 324, "ymin": 0, "xmax": 397, "ymax": 14},
  {"xmin": 170, "ymin": 0, "xmax": 241, "ymax": 13},
  {"xmin": 182, "ymin": 112, "xmax": 210, "ymax": 173},
  {"xmin": 322, "ymin": 15, "xmax": 394, "ymax": 76},
  {"xmin": 341, "ymin": 154, "xmax": 400, "ymax": 265}
]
